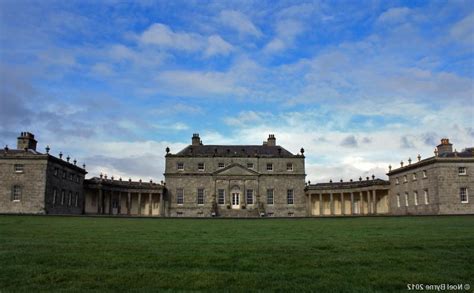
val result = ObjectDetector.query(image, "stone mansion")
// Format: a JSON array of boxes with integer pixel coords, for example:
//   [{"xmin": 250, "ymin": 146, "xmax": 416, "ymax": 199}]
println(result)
[{"xmin": 0, "ymin": 132, "xmax": 473, "ymax": 217}]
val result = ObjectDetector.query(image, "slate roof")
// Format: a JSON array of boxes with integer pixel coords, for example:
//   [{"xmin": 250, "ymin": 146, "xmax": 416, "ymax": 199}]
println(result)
[
  {"xmin": 307, "ymin": 178, "xmax": 390, "ymax": 190},
  {"xmin": 85, "ymin": 177, "xmax": 163, "ymax": 189},
  {"xmin": 171, "ymin": 145, "xmax": 301, "ymax": 158},
  {"xmin": 438, "ymin": 147, "xmax": 474, "ymax": 158}
]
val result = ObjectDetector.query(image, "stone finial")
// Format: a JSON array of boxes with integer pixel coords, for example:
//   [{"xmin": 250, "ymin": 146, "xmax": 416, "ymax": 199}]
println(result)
[
  {"xmin": 434, "ymin": 148, "xmax": 438, "ymax": 157},
  {"xmin": 359, "ymin": 177, "xmax": 362, "ymax": 181},
  {"xmin": 139, "ymin": 179, "xmax": 142, "ymax": 183},
  {"xmin": 400, "ymin": 161, "xmax": 404, "ymax": 167},
  {"xmin": 417, "ymin": 154, "xmax": 421, "ymax": 162},
  {"xmin": 119, "ymin": 177, "xmax": 122, "ymax": 181},
  {"xmin": 45, "ymin": 145, "xmax": 50, "ymax": 154},
  {"xmin": 82, "ymin": 163, "xmax": 86, "ymax": 169},
  {"xmin": 366, "ymin": 177, "xmax": 369, "ymax": 181},
  {"xmin": 59, "ymin": 152, "xmax": 63, "ymax": 159},
  {"xmin": 111, "ymin": 176, "xmax": 114, "ymax": 180},
  {"xmin": 166, "ymin": 147, "xmax": 170, "ymax": 154},
  {"xmin": 66, "ymin": 156, "xmax": 70, "ymax": 162},
  {"xmin": 4, "ymin": 145, "xmax": 8, "ymax": 152},
  {"xmin": 329, "ymin": 179, "xmax": 333, "ymax": 183},
  {"xmin": 161, "ymin": 180, "xmax": 164, "ymax": 185},
  {"xmin": 100, "ymin": 173, "xmax": 103, "ymax": 179},
  {"xmin": 308, "ymin": 180, "xmax": 311, "ymax": 185},
  {"xmin": 454, "ymin": 149, "xmax": 458, "ymax": 157},
  {"xmin": 300, "ymin": 147, "xmax": 305, "ymax": 154},
  {"xmin": 350, "ymin": 179, "xmax": 353, "ymax": 182},
  {"xmin": 389, "ymin": 164, "xmax": 392, "ymax": 172},
  {"xmin": 340, "ymin": 179, "xmax": 343, "ymax": 183},
  {"xmin": 129, "ymin": 178, "xmax": 132, "ymax": 182},
  {"xmin": 408, "ymin": 158, "xmax": 412, "ymax": 165},
  {"xmin": 372, "ymin": 174, "xmax": 375, "ymax": 180},
  {"xmin": 150, "ymin": 179, "xmax": 153, "ymax": 183},
  {"xmin": 104, "ymin": 174, "xmax": 108, "ymax": 179},
  {"xmin": 73, "ymin": 159, "xmax": 77, "ymax": 165}
]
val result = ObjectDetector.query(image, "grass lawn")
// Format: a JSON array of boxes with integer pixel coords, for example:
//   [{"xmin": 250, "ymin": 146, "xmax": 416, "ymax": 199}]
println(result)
[{"xmin": 0, "ymin": 215, "xmax": 473, "ymax": 292}]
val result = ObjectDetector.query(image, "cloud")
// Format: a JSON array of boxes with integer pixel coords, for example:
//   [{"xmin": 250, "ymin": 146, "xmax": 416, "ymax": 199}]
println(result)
[
  {"xmin": 400, "ymin": 136, "xmax": 415, "ymax": 149},
  {"xmin": 450, "ymin": 12, "xmax": 474, "ymax": 44},
  {"xmin": 218, "ymin": 10, "xmax": 262, "ymax": 37},
  {"xmin": 138, "ymin": 23, "xmax": 233, "ymax": 57},
  {"xmin": 264, "ymin": 19, "xmax": 304, "ymax": 53},
  {"xmin": 340, "ymin": 135, "xmax": 358, "ymax": 147},
  {"xmin": 377, "ymin": 7, "xmax": 412, "ymax": 24},
  {"xmin": 224, "ymin": 111, "xmax": 268, "ymax": 126}
]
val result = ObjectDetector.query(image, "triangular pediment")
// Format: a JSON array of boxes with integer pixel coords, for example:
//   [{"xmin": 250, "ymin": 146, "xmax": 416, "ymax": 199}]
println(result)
[{"xmin": 213, "ymin": 163, "xmax": 259, "ymax": 176}]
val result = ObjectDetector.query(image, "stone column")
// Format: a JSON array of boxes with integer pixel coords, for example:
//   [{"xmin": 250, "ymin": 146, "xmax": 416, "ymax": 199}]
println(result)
[
  {"xmin": 341, "ymin": 193, "xmax": 345, "ymax": 215},
  {"xmin": 330, "ymin": 193, "xmax": 334, "ymax": 216},
  {"xmin": 149, "ymin": 193, "xmax": 153, "ymax": 216},
  {"xmin": 159, "ymin": 192, "xmax": 164, "ymax": 217},
  {"xmin": 307, "ymin": 194, "xmax": 312, "ymax": 216},
  {"xmin": 350, "ymin": 192, "xmax": 354, "ymax": 215},
  {"xmin": 98, "ymin": 188, "xmax": 103, "ymax": 214},
  {"xmin": 319, "ymin": 193, "xmax": 323, "ymax": 216},
  {"xmin": 372, "ymin": 190, "xmax": 377, "ymax": 214},
  {"xmin": 138, "ymin": 193, "xmax": 142, "ymax": 215},
  {"xmin": 360, "ymin": 192, "xmax": 364, "ymax": 215},
  {"xmin": 108, "ymin": 191, "xmax": 112, "ymax": 215},
  {"xmin": 127, "ymin": 192, "xmax": 131, "ymax": 215}
]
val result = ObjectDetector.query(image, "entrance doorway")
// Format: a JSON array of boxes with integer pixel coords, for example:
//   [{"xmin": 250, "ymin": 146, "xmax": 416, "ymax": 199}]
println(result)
[{"xmin": 231, "ymin": 193, "xmax": 240, "ymax": 209}]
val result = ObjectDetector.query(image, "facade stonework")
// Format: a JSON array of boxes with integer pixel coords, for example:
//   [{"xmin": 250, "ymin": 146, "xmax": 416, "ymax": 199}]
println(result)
[
  {"xmin": 388, "ymin": 139, "xmax": 474, "ymax": 215},
  {"xmin": 164, "ymin": 134, "xmax": 306, "ymax": 217},
  {"xmin": 0, "ymin": 132, "xmax": 86, "ymax": 214}
]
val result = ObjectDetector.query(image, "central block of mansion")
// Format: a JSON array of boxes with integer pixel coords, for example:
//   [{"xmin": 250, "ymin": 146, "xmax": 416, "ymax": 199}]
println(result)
[{"xmin": 164, "ymin": 134, "xmax": 306, "ymax": 217}]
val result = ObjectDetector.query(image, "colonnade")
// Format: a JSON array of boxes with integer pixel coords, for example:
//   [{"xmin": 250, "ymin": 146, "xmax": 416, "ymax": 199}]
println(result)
[{"xmin": 95, "ymin": 189, "xmax": 165, "ymax": 216}]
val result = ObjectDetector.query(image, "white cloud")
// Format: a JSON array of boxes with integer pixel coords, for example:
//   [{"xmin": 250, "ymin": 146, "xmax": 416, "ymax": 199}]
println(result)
[
  {"xmin": 377, "ymin": 7, "xmax": 412, "ymax": 24},
  {"xmin": 138, "ymin": 23, "xmax": 233, "ymax": 57},
  {"xmin": 219, "ymin": 10, "xmax": 262, "ymax": 37},
  {"xmin": 204, "ymin": 35, "xmax": 234, "ymax": 57},
  {"xmin": 264, "ymin": 19, "xmax": 304, "ymax": 53},
  {"xmin": 450, "ymin": 12, "xmax": 474, "ymax": 44}
]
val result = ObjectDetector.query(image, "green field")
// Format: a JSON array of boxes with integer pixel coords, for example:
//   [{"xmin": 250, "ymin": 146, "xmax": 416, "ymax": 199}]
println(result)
[{"xmin": 0, "ymin": 216, "xmax": 473, "ymax": 292}]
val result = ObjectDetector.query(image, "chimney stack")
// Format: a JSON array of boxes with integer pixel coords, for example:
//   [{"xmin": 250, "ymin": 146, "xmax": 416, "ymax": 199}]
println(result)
[
  {"xmin": 17, "ymin": 132, "xmax": 37, "ymax": 151},
  {"xmin": 437, "ymin": 138, "xmax": 453, "ymax": 156},
  {"xmin": 192, "ymin": 133, "xmax": 201, "ymax": 146},
  {"xmin": 267, "ymin": 134, "xmax": 276, "ymax": 146}
]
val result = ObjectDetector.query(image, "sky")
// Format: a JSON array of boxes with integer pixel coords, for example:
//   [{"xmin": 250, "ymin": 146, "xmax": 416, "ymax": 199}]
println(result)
[{"xmin": 0, "ymin": 0, "xmax": 473, "ymax": 183}]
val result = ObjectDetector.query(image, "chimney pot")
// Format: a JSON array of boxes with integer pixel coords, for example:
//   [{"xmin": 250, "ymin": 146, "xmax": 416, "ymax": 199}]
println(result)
[
  {"xmin": 192, "ymin": 133, "xmax": 201, "ymax": 146},
  {"xmin": 267, "ymin": 134, "xmax": 276, "ymax": 146}
]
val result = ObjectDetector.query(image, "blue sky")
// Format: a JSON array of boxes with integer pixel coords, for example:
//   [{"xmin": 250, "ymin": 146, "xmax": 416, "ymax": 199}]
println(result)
[{"xmin": 1, "ymin": 0, "xmax": 473, "ymax": 182}]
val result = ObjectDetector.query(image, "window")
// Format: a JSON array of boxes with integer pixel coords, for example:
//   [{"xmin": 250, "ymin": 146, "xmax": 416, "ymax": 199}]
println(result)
[
  {"xmin": 403, "ymin": 175, "xmax": 407, "ymax": 183},
  {"xmin": 247, "ymin": 163, "xmax": 254, "ymax": 169},
  {"xmin": 177, "ymin": 162, "xmax": 184, "ymax": 170},
  {"xmin": 75, "ymin": 192, "xmax": 79, "ymax": 207},
  {"xmin": 424, "ymin": 189, "xmax": 429, "ymax": 205},
  {"xmin": 412, "ymin": 173, "xmax": 417, "ymax": 180},
  {"xmin": 176, "ymin": 188, "xmax": 184, "ymax": 205},
  {"xmin": 61, "ymin": 190, "xmax": 65, "ymax": 205},
  {"xmin": 396, "ymin": 194, "xmax": 401, "ymax": 208},
  {"xmin": 75, "ymin": 176, "xmax": 80, "ymax": 183},
  {"xmin": 218, "ymin": 162, "xmax": 225, "ymax": 168},
  {"xmin": 266, "ymin": 163, "xmax": 273, "ymax": 171},
  {"xmin": 14, "ymin": 164, "xmax": 24, "ymax": 173},
  {"xmin": 405, "ymin": 192, "xmax": 409, "ymax": 206},
  {"xmin": 459, "ymin": 167, "xmax": 467, "ymax": 175},
  {"xmin": 395, "ymin": 178, "xmax": 399, "ymax": 185},
  {"xmin": 69, "ymin": 173, "xmax": 73, "ymax": 181},
  {"xmin": 414, "ymin": 191, "xmax": 418, "ymax": 206},
  {"xmin": 53, "ymin": 188, "xmax": 57, "ymax": 205},
  {"xmin": 460, "ymin": 188, "xmax": 468, "ymax": 203},
  {"xmin": 62, "ymin": 171, "xmax": 66, "ymax": 179},
  {"xmin": 267, "ymin": 189, "xmax": 274, "ymax": 205},
  {"xmin": 54, "ymin": 168, "xmax": 59, "ymax": 177},
  {"xmin": 198, "ymin": 163, "xmax": 205, "ymax": 171},
  {"xmin": 246, "ymin": 189, "xmax": 254, "ymax": 205},
  {"xmin": 286, "ymin": 163, "xmax": 293, "ymax": 171},
  {"xmin": 197, "ymin": 188, "xmax": 204, "ymax": 205},
  {"xmin": 68, "ymin": 191, "xmax": 72, "ymax": 206},
  {"xmin": 423, "ymin": 170, "xmax": 427, "ymax": 178},
  {"xmin": 12, "ymin": 185, "xmax": 21, "ymax": 201},
  {"xmin": 287, "ymin": 189, "xmax": 294, "ymax": 205},
  {"xmin": 218, "ymin": 189, "xmax": 225, "ymax": 205}
]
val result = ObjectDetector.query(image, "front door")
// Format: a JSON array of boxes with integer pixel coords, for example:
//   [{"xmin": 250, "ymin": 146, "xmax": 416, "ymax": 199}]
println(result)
[{"xmin": 232, "ymin": 193, "xmax": 240, "ymax": 209}]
